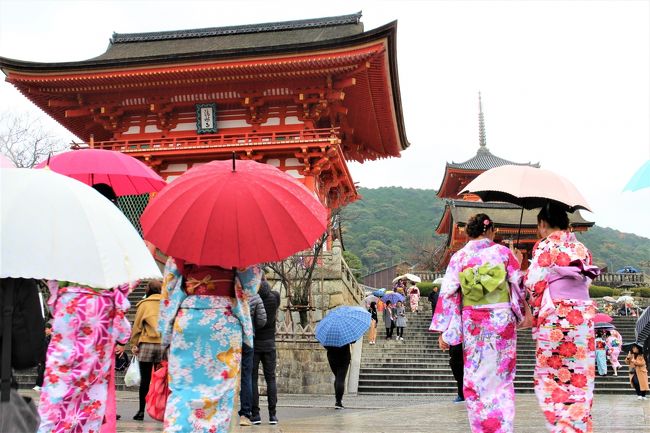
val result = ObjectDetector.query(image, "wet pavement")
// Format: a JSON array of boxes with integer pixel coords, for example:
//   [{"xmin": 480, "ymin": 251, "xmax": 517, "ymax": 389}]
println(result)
[{"xmin": 22, "ymin": 390, "xmax": 650, "ymax": 432}]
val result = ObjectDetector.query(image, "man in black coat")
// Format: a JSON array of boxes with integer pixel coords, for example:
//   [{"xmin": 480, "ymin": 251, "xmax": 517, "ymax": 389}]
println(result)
[{"xmin": 251, "ymin": 279, "xmax": 281, "ymax": 425}]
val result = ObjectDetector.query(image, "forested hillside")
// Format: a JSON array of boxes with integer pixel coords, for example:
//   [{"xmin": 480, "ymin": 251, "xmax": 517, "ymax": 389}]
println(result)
[{"xmin": 340, "ymin": 187, "xmax": 650, "ymax": 275}]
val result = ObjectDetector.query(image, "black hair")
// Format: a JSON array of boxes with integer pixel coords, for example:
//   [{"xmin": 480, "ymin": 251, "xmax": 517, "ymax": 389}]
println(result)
[
  {"xmin": 537, "ymin": 201, "xmax": 569, "ymax": 230},
  {"xmin": 92, "ymin": 183, "xmax": 117, "ymax": 203},
  {"xmin": 631, "ymin": 343, "xmax": 644, "ymax": 357},
  {"xmin": 369, "ymin": 301, "xmax": 377, "ymax": 310},
  {"xmin": 385, "ymin": 300, "xmax": 392, "ymax": 306},
  {"xmin": 466, "ymin": 213, "xmax": 494, "ymax": 238}
]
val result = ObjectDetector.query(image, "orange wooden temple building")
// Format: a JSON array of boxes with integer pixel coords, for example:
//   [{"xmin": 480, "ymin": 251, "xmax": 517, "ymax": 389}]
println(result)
[
  {"xmin": 0, "ymin": 13, "xmax": 408, "ymax": 217},
  {"xmin": 434, "ymin": 95, "xmax": 593, "ymax": 270}
]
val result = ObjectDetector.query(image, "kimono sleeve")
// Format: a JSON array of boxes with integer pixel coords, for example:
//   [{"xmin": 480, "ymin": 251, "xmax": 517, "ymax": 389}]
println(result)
[
  {"xmin": 504, "ymin": 247, "xmax": 525, "ymax": 323},
  {"xmin": 236, "ymin": 266, "xmax": 263, "ymax": 296},
  {"xmin": 158, "ymin": 257, "xmax": 187, "ymax": 348},
  {"xmin": 429, "ymin": 255, "xmax": 463, "ymax": 346}
]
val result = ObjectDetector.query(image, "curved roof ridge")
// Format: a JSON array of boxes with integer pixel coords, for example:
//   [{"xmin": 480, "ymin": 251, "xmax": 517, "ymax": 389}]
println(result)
[
  {"xmin": 448, "ymin": 147, "xmax": 540, "ymax": 170},
  {"xmin": 111, "ymin": 12, "xmax": 362, "ymax": 44}
]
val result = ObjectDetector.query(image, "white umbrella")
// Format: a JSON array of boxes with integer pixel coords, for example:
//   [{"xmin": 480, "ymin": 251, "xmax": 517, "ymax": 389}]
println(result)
[
  {"xmin": 403, "ymin": 273, "xmax": 422, "ymax": 283},
  {"xmin": 392, "ymin": 274, "xmax": 406, "ymax": 284},
  {"xmin": 602, "ymin": 296, "xmax": 617, "ymax": 303},
  {"xmin": 0, "ymin": 168, "xmax": 161, "ymax": 288},
  {"xmin": 617, "ymin": 295, "xmax": 634, "ymax": 304}
]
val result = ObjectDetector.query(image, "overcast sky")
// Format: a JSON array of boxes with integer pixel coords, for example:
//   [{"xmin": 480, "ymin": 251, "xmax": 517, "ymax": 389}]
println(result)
[{"xmin": 1, "ymin": 0, "xmax": 648, "ymax": 238}]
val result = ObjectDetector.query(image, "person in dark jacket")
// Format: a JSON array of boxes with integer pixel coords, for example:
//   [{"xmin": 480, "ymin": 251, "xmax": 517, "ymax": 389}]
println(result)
[
  {"xmin": 239, "ymin": 294, "xmax": 266, "ymax": 426},
  {"xmin": 325, "ymin": 344, "xmax": 351, "ymax": 409},
  {"xmin": 251, "ymin": 279, "xmax": 280, "ymax": 425},
  {"xmin": 428, "ymin": 278, "xmax": 442, "ymax": 316}
]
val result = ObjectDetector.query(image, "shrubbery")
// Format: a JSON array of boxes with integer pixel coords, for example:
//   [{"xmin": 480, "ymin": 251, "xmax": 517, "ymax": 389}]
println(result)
[
  {"xmin": 630, "ymin": 287, "xmax": 650, "ymax": 298},
  {"xmin": 416, "ymin": 282, "xmax": 434, "ymax": 297},
  {"xmin": 589, "ymin": 285, "xmax": 619, "ymax": 298}
]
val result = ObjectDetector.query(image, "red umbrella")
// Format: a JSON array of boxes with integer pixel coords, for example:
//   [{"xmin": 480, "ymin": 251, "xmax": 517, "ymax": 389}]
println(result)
[
  {"xmin": 36, "ymin": 149, "xmax": 166, "ymax": 196},
  {"xmin": 140, "ymin": 158, "xmax": 328, "ymax": 268},
  {"xmin": 594, "ymin": 313, "xmax": 613, "ymax": 323}
]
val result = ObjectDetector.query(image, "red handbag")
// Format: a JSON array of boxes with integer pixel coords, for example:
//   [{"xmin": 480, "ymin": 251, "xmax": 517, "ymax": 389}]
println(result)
[{"xmin": 145, "ymin": 361, "xmax": 170, "ymax": 421}]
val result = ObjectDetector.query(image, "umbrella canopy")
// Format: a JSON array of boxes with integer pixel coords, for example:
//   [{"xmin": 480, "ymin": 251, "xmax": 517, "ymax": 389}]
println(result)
[
  {"xmin": 372, "ymin": 288, "xmax": 386, "ymax": 297},
  {"xmin": 461, "ymin": 165, "xmax": 591, "ymax": 212},
  {"xmin": 382, "ymin": 292, "xmax": 405, "ymax": 305},
  {"xmin": 0, "ymin": 168, "xmax": 161, "ymax": 288},
  {"xmin": 36, "ymin": 148, "xmax": 166, "ymax": 196},
  {"xmin": 0, "ymin": 154, "xmax": 15, "ymax": 168},
  {"xmin": 433, "ymin": 277, "xmax": 445, "ymax": 287},
  {"xmin": 621, "ymin": 342, "xmax": 644, "ymax": 354},
  {"xmin": 602, "ymin": 296, "xmax": 617, "ymax": 303},
  {"xmin": 594, "ymin": 322, "xmax": 615, "ymax": 330},
  {"xmin": 363, "ymin": 295, "xmax": 379, "ymax": 306},
  {"xmin": 593, "ymin": 313, "xmax": 613, "ymax": 323},
  {"xmin": 617, "ymin": 295, "xmax": 635, "ymax": 304},
  {"xmin": 315, "ymin": 306, "xmax": 371, "ymax": 347},
  {"xmin": 623, "ymin": 160, "xmax": 650, "ymax": 192},
  {"xmin": 403, "ymin": 273, "xmax": 422, "ymax": 283},
  {"xmin": 392, "ymin": 275, "xmax": 406, "ymax": 284},
  {"xmin": 635, "ymin": 307, "xmax": 650, "ymax": 345},
  {"xmin": 140, "ymin": 159, "xmax": 328, "ymax": 268}
]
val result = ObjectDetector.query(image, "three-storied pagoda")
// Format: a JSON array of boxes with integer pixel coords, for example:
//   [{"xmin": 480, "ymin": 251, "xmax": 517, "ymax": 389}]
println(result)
[
  {"xmin": 0, "ymin": 13, "xmax": 408, "ymax": 213},
  {"xmin": 434, "ymin": 95, "xmax": 593, "ymax": 269}
]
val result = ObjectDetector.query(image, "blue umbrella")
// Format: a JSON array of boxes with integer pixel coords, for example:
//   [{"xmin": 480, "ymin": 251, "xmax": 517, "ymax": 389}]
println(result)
[
  {"xmin": 372, "ymin": 288, "xmax": 386, "ymax": 297},
  {"xmin": 623, "ymin": 159, "xmax": 650, "ymax": 192},
  {"xmin": 315, "ymin": 306, "xmax": 371, "ymax": 347},
  {"xmin": 382, "ymin": 292, "xmax": 405, "ymax": 305}
]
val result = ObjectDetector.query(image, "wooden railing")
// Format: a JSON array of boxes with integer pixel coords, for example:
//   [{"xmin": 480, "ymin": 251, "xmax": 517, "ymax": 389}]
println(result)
[
  {"xmin": 89, "ymin": 127, "xmax": 340, "ymax": 153},
  {"xmin": 413, "ymin": 271, "xmax": 446, "ymax": 282}
]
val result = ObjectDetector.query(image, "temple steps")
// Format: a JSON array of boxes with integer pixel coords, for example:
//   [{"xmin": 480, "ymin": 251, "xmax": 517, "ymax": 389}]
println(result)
[{"xmin": 358, "ymin": 302, "xmax": 638, "ymax": 395}]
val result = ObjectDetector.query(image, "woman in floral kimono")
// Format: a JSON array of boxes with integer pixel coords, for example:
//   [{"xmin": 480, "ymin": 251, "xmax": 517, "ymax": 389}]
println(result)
[
  {"xmin": 605, "ymin": 329, "xmax": 623, "ymax": 376},
  {"xmin": 37, "ymin": 281, "xmax": 133, "ymax": 433},
  {"xmin": 524, "ymin": 202, "xmax": 599, "ymax": 433},
  {"xmin": 158, "ymin": 257, "xmax": 262, "ymax": 433},
  {"xmin": 430, "ymin": 213, "xmax": 525, "ymax": 433},
  {"xmin": 408, "ymin": 282, "xmax": 420, "ymax": 313}
]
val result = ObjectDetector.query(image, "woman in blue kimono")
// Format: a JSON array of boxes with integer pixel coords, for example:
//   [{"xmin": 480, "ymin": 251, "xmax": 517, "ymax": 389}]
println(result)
[{"xmin": 158, "ymin": 257, "xmax": 262, "ymax": 433}]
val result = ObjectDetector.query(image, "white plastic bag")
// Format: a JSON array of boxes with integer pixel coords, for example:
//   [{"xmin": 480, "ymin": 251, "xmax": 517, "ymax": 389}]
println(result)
[{"xmin": 124, "ymin": 356, "xmax": 141, "ymax": 387}]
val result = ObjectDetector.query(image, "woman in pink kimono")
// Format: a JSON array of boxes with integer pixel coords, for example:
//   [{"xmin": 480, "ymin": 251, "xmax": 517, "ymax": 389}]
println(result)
[
  {"xmin": 524, "ymin": 202, "xmax": 599, "ymax": 433},
  {"xmin": 605, "ymin": 329, "xmax": 623, "ymax": 376},
  {"xmin": 37, "ymin": 281, "xmax": 133, "ymax": 433},
  {"xmin": 430, "ymin": 214, "xmax": 525, "ymax": 433},
  {"xmin": 408, "ymin": 282, "xmax": 420, "ymax": 312}
]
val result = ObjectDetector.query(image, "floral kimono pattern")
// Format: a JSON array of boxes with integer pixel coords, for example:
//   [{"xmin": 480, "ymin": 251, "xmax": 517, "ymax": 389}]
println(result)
[
  {"xmin": 430, "ymin": 238, "xmax": 523, "ymax": 433},
  {"xmin": 605, "ymin": 330, "xmax": 622, "ymax": 371},
  {"xmin": 38, "ymin": 281, "xmax": 132, "ymax": 433},
  {"xmin": 524, "ymin": 230, "xmax": 596, "ymax": 433},
  {"xmin": 595, "ymin": 337, "xmax": 607, "ymax": 375},
  {"xmin": 408, "ymin": 286, "xmax": 420, "ymax": 312},
  {"xmin": 159, "ymin": 257, "xmax": 262, "ymax": 433}
]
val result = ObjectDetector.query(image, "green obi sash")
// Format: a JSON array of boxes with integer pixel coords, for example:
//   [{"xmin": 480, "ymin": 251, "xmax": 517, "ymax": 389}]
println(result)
[{"xmin": 460, "ymin": 263, "xmax": 510, "ymax": 306}]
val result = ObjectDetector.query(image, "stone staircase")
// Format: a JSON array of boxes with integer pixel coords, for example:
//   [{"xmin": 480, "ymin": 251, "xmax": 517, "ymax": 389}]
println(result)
[{"xmin": 358, "ymin": 301, "xmax": 637, "ymax": 395}]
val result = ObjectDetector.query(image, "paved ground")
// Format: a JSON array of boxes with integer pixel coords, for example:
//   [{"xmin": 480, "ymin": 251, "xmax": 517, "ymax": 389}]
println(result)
[{"xmin": 22, "ymin": 390, "xmax": 650, "ymax": 432}]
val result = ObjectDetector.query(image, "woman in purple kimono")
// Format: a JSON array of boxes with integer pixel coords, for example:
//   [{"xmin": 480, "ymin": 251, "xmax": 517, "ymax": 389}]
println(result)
[{"xmin": 430, "ymin": 214, "xmax": 524, "ymax": 433}]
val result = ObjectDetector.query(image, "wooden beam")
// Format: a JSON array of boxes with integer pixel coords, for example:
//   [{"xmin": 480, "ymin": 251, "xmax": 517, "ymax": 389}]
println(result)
[{"xmin": 65, "ymin": 108, "xmax": 92, "ymax": 118}]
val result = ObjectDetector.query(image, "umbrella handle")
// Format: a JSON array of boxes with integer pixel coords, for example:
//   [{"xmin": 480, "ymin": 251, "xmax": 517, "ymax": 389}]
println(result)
[{"xmin": 232, "ymin": 152, "xmax": 236, "ymax": 172}]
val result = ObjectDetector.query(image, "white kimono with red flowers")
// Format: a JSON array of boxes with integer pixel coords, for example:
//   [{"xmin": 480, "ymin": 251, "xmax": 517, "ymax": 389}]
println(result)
[{"xmin": 524, "ymin": 230, "xmax": 596, "ymax": 433}]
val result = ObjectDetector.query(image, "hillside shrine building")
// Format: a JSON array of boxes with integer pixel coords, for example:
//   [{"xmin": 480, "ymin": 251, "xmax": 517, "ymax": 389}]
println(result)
[
  {"xmin": 0, "ymin": 13, "xmax": 408, "ymax": 240},
  {"xmin": 434, "ymin": 95, "xmax": 593, "ymax": 270}
]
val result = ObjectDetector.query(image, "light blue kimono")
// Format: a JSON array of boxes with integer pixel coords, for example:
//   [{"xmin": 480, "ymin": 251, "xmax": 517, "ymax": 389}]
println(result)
[{"xmin": 158, "ymin": 257, "xmax": 262, "ymax": 433}]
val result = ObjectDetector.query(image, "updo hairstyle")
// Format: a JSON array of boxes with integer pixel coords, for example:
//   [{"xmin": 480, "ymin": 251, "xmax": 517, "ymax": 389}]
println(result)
[
  {"xmin": 537, "ymin": 201, "xmax": 569, "ymax": 230},
  {"xmin": 466, "ymin": 213, "xmax": 494, "ymax": 238}
]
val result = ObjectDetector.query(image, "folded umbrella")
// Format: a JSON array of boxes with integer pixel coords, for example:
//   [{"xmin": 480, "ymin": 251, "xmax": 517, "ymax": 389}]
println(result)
[
  {"xmin": 141, "ymin": 158, "xmax": 328, "ymax": 268},
  {"xmin": 0, "ymin": 169, "xmax": 161, "ymax": 288},
  {"xmin": 36, "ymin": 148, "xmax": 166, "ymax": 196},
  {"xmin": 315, "ymin": 306, "xmax": 371, "ymax": 347}
]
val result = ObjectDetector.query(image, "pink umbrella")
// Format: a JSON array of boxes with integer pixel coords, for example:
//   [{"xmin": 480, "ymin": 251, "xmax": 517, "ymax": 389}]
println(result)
[
  {"xmin": 594, "ymin": 313, "xmax": 613, "ymax": 323},
  {"xmin": 36, "ymin": 149, "xmax": 166, "ymax": 196},
  {"xmin": 0, "ymin": 154, "xmax": 15, "ymax": 168},
  {"xmin": 461, "ymin": 165, "xmax": 591, "ymax": 212}
]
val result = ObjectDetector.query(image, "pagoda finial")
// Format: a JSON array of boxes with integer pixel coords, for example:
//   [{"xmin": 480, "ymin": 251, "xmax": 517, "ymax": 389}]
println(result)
[{"xmin": 478, "ymin": 92, "xmax": 487, "ymax": 150}]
